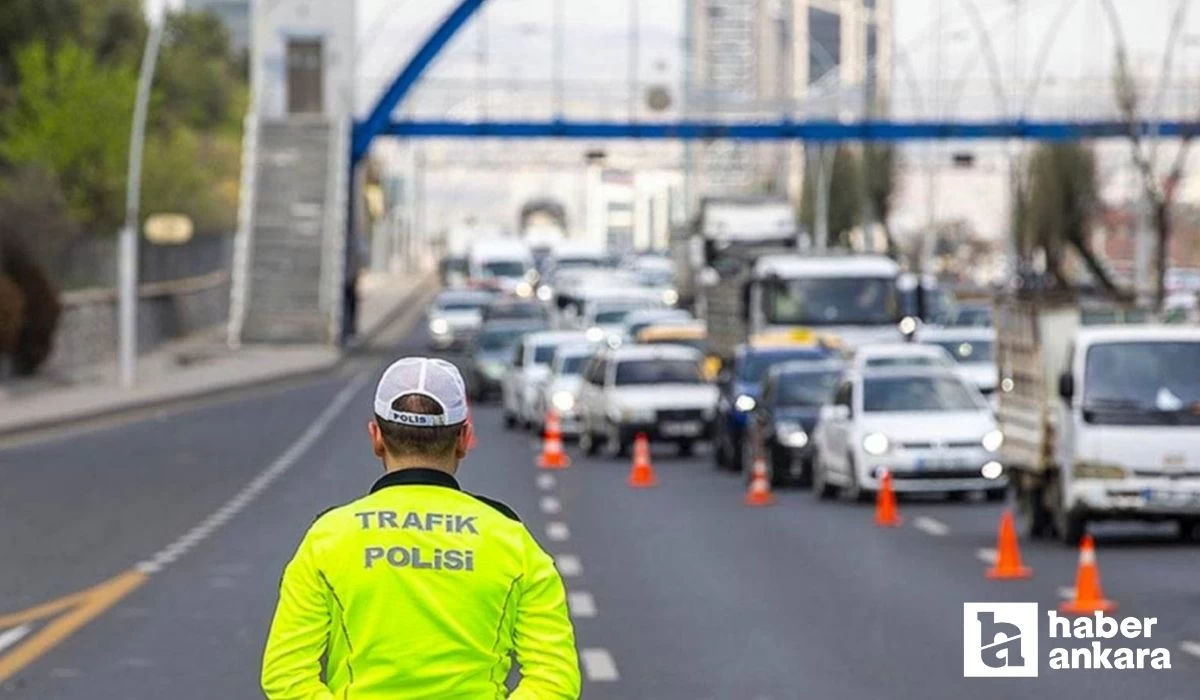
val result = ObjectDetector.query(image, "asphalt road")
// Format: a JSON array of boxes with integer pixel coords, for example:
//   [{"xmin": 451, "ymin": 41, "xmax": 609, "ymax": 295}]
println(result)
[{"xmin": 1, "ymin": 309, "xmax": 1198, "ymax": 698}]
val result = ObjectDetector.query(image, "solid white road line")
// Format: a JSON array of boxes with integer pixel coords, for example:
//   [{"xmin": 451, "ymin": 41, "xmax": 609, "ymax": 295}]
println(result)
[
  {"xmin": 1057, "ymin": 587, "xmax": 1076, "ymax": 600},
  {"xmin": 539, "ymin": 496, "xmax": 562, "ymax": 514},
  {"xmin": 581, "ymin": 648, "xmax": 620, "ymax": 682},
  {"xmin": 536, "ymin": 474, "xmax": 557, "ymax": 490},
  {"xmin": 546, "ymin": 522, "xmax": 571, "ymax": 541},
  {"xmin": 975, "ymin": 548, "xmax": 998, "ymax": 565},
  {"xmin": 913, "ymin": 516, "xmax": 950, "ymax": 537},
  {"xmin": 0, "ymin": 624, "xmax": 31, "ymax": 654},
  {"xmin": 556, "ymin": 554, "xmax": 582, "ymax": 577},
  {"xmin": 1180, "ymin": 641, "xmax": 1200, "ymax": 660},
  {"xmin": 568, "ymin": 592, "xmax": 597, "ymax": 618},
  {"xmin": 135, "ymin": 372, "xmax": 371, "ymax": 574}
]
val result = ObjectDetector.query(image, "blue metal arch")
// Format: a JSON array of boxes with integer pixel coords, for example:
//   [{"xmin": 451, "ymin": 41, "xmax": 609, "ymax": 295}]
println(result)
[{"xmin": 352, "ymin": 0, "xmax": 488, "ymax": 163}]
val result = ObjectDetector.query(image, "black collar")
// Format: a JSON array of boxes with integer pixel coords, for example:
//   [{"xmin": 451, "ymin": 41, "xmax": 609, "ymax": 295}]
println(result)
[{"xmin": 370, "ymin": 468, "xmax": 462, "ymax": 494}]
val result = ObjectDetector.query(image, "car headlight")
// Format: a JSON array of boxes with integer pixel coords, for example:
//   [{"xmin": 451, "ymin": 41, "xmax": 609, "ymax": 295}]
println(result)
[
  {"xmin": 734, "ymin": 394, "xmax": 756, "ymax": 412},
  {"xmin": 1073, "ymin": 460, "xmax": 1127, "ymax": 480},
  {"xmin": 862, "ymin": 432, "xmax": 890, "ymax": 456},
  {"xmin": 606, "ymin": 334, "xmax": 623, "ymax": 349},
  {"xmin": 981, "ymin": 461, "xmax": 1004, "ymax": 480},
  {"xmin": 777, "ymin": 421, "xmax": 809, "ymax": 448},
  {"xmin": 537, "ymin": 285, "xmax": 554, "ymax": 301},
  {"xmin": 586, "ymin": 327, "xmax": 605, "ymax": 342},
  {"xmin": 552, "ymin": 391, "xmax": 576, "ymax": 412},
  {"xmin": 516, "ymin": 281, "xmax": 534, "ymax": 298},
  {"xmin": 429, "ymin": 318, "xmax": 450, "ymax": 335},
  {"xmin": 981, "ymin": 429, "xmax": 1004, "ymax": 452},
  {"xmin": 661, "ymin": 289, "xmax": 679, "ymax": 306}
]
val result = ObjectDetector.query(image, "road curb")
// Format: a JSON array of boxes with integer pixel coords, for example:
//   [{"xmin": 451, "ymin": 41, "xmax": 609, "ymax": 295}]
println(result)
[{"xmin": 0, "ymin": 278, "xmax": 435, "ymax": 442}]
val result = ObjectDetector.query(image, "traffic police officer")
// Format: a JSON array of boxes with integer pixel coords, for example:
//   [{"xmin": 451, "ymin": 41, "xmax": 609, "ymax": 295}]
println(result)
[{"xmin": 262, "ymin": 357, "xmax": 581, "ymax": 698}]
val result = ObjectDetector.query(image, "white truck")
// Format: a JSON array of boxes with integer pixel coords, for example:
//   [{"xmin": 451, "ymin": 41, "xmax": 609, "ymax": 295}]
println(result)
[{"xmin": 996, "ymin": 296, "xmax": 1200, "ymax": 544}]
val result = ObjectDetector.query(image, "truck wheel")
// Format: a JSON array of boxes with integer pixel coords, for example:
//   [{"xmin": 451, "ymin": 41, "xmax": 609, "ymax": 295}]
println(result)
[
  {"xmin": 1057, "ymin": 511, "xmax": 1087, "ymax": 547},
  {"xmin": 728, "ymin": 435, "xmax": 745, "ymax": 473},
  {"xmin": 503, "ymin": 411, "xmax": 517, "ymax": 430},
  {"xmin": 1018, "ymin": 484, "xmax": 1051, "ymax": 540},
  {"xmin": 769, "ymin": 446, "xmax": 793, "ymax": 488},
  {"xmin": 678, "ymin": 440, "xmax": 695, "ymax": 457}
]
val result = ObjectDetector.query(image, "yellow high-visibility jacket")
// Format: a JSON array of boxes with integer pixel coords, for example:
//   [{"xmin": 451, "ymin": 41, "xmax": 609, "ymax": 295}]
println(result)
[{"xmin": 261, "ymin": 468, "xmax": 580, "ymax": 699}]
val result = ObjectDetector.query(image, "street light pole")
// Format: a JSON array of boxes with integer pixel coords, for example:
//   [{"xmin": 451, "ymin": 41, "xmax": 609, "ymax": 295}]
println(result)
[{"xmin": 118, "ymin": 14, "xmax": 166, "ymax": 388}]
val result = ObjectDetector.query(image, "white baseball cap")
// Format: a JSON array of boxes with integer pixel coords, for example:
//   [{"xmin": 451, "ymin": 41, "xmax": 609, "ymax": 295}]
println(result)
[{"xmin": 374, "ymin": 357, "xmax": 469, "ymax": 427}]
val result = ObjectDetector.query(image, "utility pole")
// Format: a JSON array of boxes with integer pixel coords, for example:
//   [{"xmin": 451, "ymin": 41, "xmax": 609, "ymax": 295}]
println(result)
[{"xmin": 118, "ymin": 14, "xmax": 166, "ymax": 388}]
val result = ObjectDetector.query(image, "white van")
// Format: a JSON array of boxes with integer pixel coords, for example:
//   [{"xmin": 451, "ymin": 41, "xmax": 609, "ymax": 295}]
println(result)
[{"xmin": 468, "ymin": 239, "xmax": 535, "ymax": 295}]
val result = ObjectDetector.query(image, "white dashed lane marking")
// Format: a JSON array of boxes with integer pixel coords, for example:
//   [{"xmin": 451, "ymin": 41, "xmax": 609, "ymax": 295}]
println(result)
[
  {"xmin": 581, "ymin": 648, "xmax": 620, "ymax": 681},
  {"xmin": 136, "ymin": 373, "xmax": 369, "ymax": 574},
  {"xmin": 568, "ymin": 592, "xmax": 597, "ymax": 618},
  {"xmin": 1181, "ymin": 642, "xmax": 1200, "ymax": 660},
  {"xmin": 539, "ymin": 496, "xmax": 562, "ymax": 514},
  {"xmin": 913, "ymin": 516, "xmax": 950, "ymax": 536},
  {"xmin": 975, "ymin": 548, "xmax": 998, "ymax": 565},
  {"xmin": 0, "ymin": 624, "xmax": 31, "ymax": 654},
  {"xmin": 536, "ymin": 474, "xmax": 557, "ymax": 490},
  {"xmin": 546, "ymin": 522, "xmax": 570, "ymax": 541},
  {"xmin": 556, "ymin": 555, "xmax": 582, "ymax": 577}
]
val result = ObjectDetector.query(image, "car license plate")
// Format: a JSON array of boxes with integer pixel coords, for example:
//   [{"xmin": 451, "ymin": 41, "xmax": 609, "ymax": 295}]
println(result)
[
  {"xmin": 916, "ymin": 456, "xmax": 967, "ymax": 470},
  {"xmin": 661, "ymin": 421, "xmax": 702, "ymax": 437}
]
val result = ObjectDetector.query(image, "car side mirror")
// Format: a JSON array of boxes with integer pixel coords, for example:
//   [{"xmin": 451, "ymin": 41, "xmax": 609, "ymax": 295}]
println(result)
[{"xmin": 1058, "ymin": 372, "xmax": 1074, "ymax": 402}]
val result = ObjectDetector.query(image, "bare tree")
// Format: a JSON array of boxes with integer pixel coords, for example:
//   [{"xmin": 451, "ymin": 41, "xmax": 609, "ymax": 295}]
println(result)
[{"xmin": 1101, "ymin": 0, "xmax": 1192, "ymax": 309}]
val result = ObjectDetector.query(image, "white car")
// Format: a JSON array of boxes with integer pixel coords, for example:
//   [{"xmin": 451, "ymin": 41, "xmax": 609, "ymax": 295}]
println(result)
[
  {"xmin": 425, "ymin": 289, "xmax": 494, "ymax": 350},
  {"xmin": 918, "ymin": 327, "xmax": 998, "ymax": 397},
  {"xmin": 811, "ymin": 368, "xmax": 1006, "ymax": 500},
  {"xmin": 577, "ymin": 289, "xmax": 665, "ymax": 342},
  {"xmin": 577, "ymin": 345, "xmax": 718, "ymax": 457},
  {"xmin": 501, "ymin": 330, "xmax": 589, "ymax": 429},
  {"xmin": 531, "ymin": 342, "xmax": 598, "ymax": 437},
  {"xmin": 851, "ymin": 343, "xmax": 956, "ymax": 372}
]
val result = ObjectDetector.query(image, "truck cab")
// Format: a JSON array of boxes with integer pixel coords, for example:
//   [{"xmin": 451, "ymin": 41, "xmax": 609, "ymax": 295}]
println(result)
[{"xmin": 997, "ymin": 299, "xmax": 1200, "ymax": 543}]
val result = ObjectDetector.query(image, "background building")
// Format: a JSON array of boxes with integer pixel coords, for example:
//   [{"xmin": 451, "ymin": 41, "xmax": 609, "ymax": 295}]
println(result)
[{"xmin": 685, "ymin": 0, "xmax": 893, "ymax": 203}]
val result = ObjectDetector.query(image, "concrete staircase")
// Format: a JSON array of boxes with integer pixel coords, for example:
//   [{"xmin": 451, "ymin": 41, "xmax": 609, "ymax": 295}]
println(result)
[{"xmin": 232, "ymin": 120, "xmax": 346, "ymax": 344}]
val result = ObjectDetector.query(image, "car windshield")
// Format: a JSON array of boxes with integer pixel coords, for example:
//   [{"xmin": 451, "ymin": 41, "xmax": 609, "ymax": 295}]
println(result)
[
  {"xmin": 1082, "ymin": 342, "xmax": 1200, "ymax": 425},
  {"xmin": 614, "ymin": 359, "xmax": 703, "ymax": 385},
  {"xmin": 533, "ymin": 345, "xmax": 556, "ymax": 364},
  {"xmin": 738, "ymin": 349, "xmax": 829, "ymax": 383},
  {"xmin": 594, "ymin": 309, "xmax": 635, "ymax": 324},
  {"xmin": 558, "ymin": 355, "xmax": 587, "ymax": 376},
  {"xmin": 862, "ymin": 376, "xmax": 983, "ymax": 412},
  {"xmin": 437, "ymin": 301, "xmax": 485, "ymax": 312},
  {"xmin": 636, "ymin": 269, "xmax": 673, "ymax": 287},
  {"xmin": 482, "ymin": 261, "xmax": 527, "ymax": 278},
  {"xmin": 442, "ymin": 258, "xmax": 468, "ymax": 273},
  {"xmin": 865, "ymin": 356, "xmax": 949, "ymax": 369},
  {"xmin": 478, "ymin": 328, "xmax": 533, "ymax": 351},
  {"xmin": 776, "ymin": 371, "xmax": 842, "ymax": 407},
  {"xmin": 642, "ymin": 338, "xmax": 705, "ymax": 352},
  {"xmin": 488, "ymin": 303, "xmax": 544, "ymax": 320},
  {"xmin": 899, "ymin": 287, "xmax": 955, "ymax": 320},
  {"xmin": 950, "ymin": 306, "xmax": 992, "ymax": 327},
  {"xmin": 927, "ymin": 339, "xmax": 994, "ymax": 364},
  {"xmin": 765, "ymin": 277, "xmax": 899, "ymax": 326}
]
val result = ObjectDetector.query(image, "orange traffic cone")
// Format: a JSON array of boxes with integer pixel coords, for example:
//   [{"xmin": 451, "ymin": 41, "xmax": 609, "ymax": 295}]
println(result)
[
  {"xmin": 626, "ymin": 433, "xmax": 658, "ymax": 488},
  {"xmin": 537, "ymin": 409, "xmax": 571, "ymax": 470},
  {"xmin": 874, "ymin": 469, "xmax": 901, "ymax": 527},
  {"xmin": 744, "ymin": 453, "xmax": 776, "ymax": 507},
  {"xmin": 1059, "ymin": 534, "xmax": 1117, "ymax": 614},
  {"xmin": 985, "ymin": 509, "xmax": 1033, "ymax": 579}
]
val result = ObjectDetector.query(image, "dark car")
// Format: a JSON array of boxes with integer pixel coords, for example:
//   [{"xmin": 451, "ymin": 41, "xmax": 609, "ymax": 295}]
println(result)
[
  {"xmin": 713, "ymin": 343, "xmax": 834, "ymax": 472},
  {"xmin": 746, "ymin": 360, "xmax": 845, "ymax": 487},
  {"xmin": 464, "ymin": 319, "xmax": 547, "ymax": 401},
  {"xmin": 482, "ymin": 297, "xmax": 549, "ymax": 324}
]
